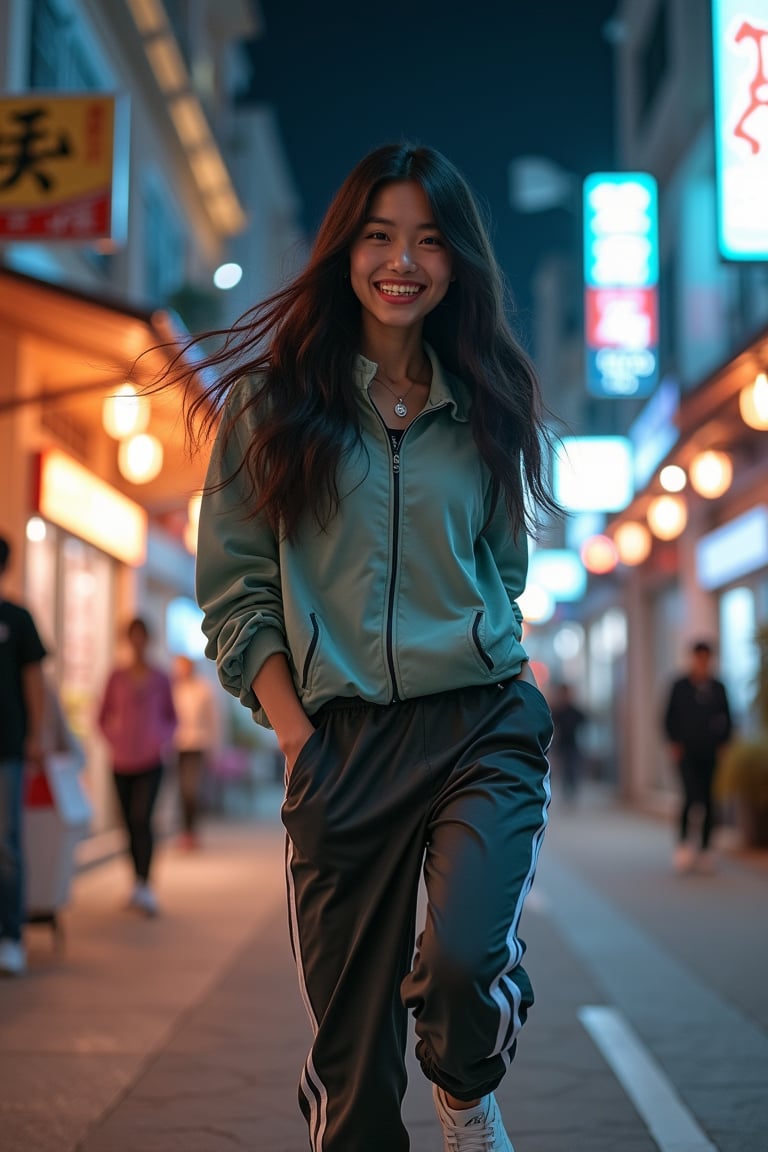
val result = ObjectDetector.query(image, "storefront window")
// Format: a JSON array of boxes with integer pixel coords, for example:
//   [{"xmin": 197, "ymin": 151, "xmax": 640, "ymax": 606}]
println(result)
[
  {"xmin": 720, "ymin": 585, "xmax": 758, "ymax": 732},
  {"xmin": 26, "ymin": 525, "xmax": 116, "ymax": 832}
]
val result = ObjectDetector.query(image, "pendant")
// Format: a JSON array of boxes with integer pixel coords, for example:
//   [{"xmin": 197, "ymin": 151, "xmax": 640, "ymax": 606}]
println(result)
[{"xmin": 394, "ymin": 400, "xmax": 408, "ymax": 417}]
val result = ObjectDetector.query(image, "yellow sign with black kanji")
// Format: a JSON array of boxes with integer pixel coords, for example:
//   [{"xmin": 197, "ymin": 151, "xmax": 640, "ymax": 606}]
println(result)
[{"xmin": 0, "ymin": 93, "xmax": 122, "ymax": 242}]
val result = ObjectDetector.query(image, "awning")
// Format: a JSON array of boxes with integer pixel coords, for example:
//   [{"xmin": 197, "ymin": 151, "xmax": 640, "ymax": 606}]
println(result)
[{"xmin": 0, "ymin": 266, "xmax": 211, "ymax": 514}]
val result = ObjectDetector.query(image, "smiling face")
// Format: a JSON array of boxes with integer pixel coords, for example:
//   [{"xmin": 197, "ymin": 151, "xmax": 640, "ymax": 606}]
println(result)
[{"xmin": 349, "ymin": 180, "xmax": 453, "ymax": 339}]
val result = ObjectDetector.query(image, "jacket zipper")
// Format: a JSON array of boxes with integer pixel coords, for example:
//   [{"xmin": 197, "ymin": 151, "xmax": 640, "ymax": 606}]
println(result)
[
  {"xmin": 385, "ymin": 426, "xmax": 402, "ymax": 702},
  {"xmin": 302, "ymin": 612, "xmax": 320, "ymax": 689},
  {"xmin": 371, "ymin": 396, "xmax": 450, "ymax": 703}
]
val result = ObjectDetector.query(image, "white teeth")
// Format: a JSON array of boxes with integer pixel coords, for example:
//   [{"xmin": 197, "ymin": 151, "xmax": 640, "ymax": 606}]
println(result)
[{"xmin": 378, "ymin": 283, "xmax": 422, "ymax": 296}]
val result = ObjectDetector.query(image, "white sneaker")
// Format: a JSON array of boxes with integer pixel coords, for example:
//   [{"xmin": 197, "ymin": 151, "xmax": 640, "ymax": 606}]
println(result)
[
  {"xmin": 433, "ymin": 1084, "xmax": 514, "ymax": 1152},
  {"xmin": 133, "ymin": 883, "xmax": 159, "ymax": 917},
  {"xmin": 0, "ymin": 937, "xmax": 27, "ymax": 976}
]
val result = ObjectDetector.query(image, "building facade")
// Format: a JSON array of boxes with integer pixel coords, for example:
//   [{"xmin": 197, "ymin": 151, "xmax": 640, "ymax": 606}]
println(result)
[
  {"xmin": 0, "ymin": 0, "xmax": 304, "ymax": 832},
  {"xmin": 527, "ymin": 0, "xmax": 768, "ymax": 815}
]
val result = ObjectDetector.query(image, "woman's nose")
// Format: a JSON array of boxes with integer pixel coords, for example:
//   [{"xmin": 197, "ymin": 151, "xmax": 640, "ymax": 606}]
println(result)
[{"xmin": 390, "ymin": 247, "xmax": 417, "ymax": 272}]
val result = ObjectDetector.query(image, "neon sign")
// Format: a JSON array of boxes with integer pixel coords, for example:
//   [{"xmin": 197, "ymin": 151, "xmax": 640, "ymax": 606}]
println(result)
[{"xmin": 583, "ymin": 173, "xmax": 659, "ymax": 398}]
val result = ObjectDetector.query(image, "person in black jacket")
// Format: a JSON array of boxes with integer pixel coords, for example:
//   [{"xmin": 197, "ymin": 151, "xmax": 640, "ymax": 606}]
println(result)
[
  {"xmin": 0, "ymin": 535, "xmax": 47, "ymax": 975},
  {"xmin": 663, "ymin": 640, "xmax": 732, "ymax": 872}
]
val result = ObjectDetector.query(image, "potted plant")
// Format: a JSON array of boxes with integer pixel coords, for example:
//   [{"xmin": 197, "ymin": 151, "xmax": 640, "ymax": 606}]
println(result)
[{"xmin": 716, "ymin": 624, "xmax": 768, "ymax": 847}]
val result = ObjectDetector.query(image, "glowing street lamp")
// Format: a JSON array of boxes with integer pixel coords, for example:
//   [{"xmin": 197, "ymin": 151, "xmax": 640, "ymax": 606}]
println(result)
[
  {"xmin": 647, "ymin": 494, "xmax": 687, "ymax": 540},
  {"xmin": 739, "ymin": 372, "xmax": 768, "ymax": 431},
  {"xmin": 659, "ymin": 464, "xmax": 686, "ymax": 492},
  {"xmin": 614, "ymin": 521, "xmax": 652, "ymax": 566},
  {"xmin": 102, "ymin": 383, "xmax": 150, "ymax": 439},
  {"xmin": 688, "ymin": 450, "xmax": 732, "ymax": 499},
  {"xmin": 118, "ymin": 433, "xmax": 164, "ymax": 484},
  {"xmin": 581, "ymin": 534, "xmax": 619, "ymax": 574}
]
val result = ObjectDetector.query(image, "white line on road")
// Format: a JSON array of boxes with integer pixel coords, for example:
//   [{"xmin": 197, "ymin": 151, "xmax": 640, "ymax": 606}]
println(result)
[{"xmin": 579, "ymin": 1005, "xmax": 719, "ymax": 1152}]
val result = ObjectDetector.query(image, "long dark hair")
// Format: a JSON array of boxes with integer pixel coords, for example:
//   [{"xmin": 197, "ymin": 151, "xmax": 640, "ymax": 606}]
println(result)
[{"xmin": 180, "ymin": 142, "xmax": 560, "ymax": 539}]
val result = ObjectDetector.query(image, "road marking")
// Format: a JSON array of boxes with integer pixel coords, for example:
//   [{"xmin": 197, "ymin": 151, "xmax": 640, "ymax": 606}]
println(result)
[{"xmin": 579, "ymin": 1006, "xmax": 719, "ymax": 1152}]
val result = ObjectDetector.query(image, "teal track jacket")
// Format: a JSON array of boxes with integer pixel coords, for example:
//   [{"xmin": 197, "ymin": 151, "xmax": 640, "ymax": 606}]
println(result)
[{"xmin": 196, "ymin": 345, "xmax": 530, "ymax": 725}]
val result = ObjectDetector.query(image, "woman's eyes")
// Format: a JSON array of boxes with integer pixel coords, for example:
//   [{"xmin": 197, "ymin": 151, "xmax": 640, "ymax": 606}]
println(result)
[{"xmin": 363, "ymin": 231, "xmax": 443, "ymax": 246}]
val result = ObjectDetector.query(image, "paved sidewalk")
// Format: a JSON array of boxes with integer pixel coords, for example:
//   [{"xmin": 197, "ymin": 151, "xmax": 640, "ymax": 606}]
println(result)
[
  {"xmin": 0, "ymin": 814, "xmax": 296, "ymax": 1152},
  {"xmin": 1, "ymin": 784, "xmax": 766, "ymax": 1151}
]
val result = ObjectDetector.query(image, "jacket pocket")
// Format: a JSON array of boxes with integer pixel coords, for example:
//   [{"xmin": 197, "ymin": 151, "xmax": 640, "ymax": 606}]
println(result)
[
  {"xmin": 301, "ymin": 612, "xmax": 321, "ymax": 690},
  {"xmin": 471, "ymin": 610, "xmax": 495, "ymax": 671}
]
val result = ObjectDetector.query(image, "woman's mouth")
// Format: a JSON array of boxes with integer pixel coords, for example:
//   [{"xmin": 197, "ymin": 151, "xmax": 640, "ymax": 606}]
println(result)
[{"xmin": 374, "ymin": 281, "xmax": 426, "ymax": 300}]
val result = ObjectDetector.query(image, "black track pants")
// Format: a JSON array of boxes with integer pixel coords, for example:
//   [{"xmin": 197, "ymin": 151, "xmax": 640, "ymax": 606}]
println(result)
[{"xmin": 281, "ymin": 678, "xmax": 553, "ymax": 1152}]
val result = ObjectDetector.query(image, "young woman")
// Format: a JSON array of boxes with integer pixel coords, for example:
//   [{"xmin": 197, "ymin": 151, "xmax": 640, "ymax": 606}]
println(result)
[
  {"xmin": 193, "ymin": 143, "xmax": 557, "ymax": 1152},
  {"xmin": 98, "ymin": 617, "xmax": 177, "ymax": 915}
]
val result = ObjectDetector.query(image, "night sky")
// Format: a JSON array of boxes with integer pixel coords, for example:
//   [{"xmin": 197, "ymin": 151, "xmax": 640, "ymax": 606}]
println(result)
[{"xmin": 244, "ymin": 0, "xmax": 618, "ymax": 345}]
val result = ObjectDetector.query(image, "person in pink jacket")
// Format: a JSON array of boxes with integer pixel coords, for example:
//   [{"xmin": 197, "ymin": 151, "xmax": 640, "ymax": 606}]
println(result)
[{"xmin": 98, "ymin": 617, "xmax": 176, "ymax": 915}]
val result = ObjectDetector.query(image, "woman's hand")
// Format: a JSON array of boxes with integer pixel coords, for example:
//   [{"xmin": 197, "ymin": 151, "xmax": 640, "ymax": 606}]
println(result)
[
  {"xmin": 513, "ymin": 660, "xmax": 538, "ymax": 688},
  {"xmin": 281, "ymin": 721, "xmax": 318, "ymax": 778},
  {"xmin": 250, "ymin": 653, "xmax": 317, "ymax": 780}
]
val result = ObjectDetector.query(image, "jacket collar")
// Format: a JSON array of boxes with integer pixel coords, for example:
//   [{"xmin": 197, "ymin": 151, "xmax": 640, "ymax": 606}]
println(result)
[{"xmin": 354, "ymin": 342, "xmax": 470, "ymax": 423}]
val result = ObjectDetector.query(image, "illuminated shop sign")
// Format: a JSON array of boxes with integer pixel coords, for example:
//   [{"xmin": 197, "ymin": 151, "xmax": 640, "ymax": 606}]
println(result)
[
  {"xmin": 528, "ymin": 549, "xmax": 587, "ymax": 602},
  {"xmin": 713, "ymin": 0, "xmax": 768, "ymax": 259},
  {"xmin": 583, "ymin": 173, "xmax": 659, "ymax": 398},
  {"xmin": 37, "ymin": 449, "xmax": 147, "ymax": 566},
  {"xmin": 553, "ymin": 437, "xmax": 634, "ymax": 513},
  {"xmin": 628, "ymin": 375, "xmax": 680, "ymax": 489},
  {"xmin": 0, "ymin": 93, "xmax": 128, "ymax": 243},
  {"xmin": 696, "ymin": 505, "xmax": 768, "ymax": 590}
]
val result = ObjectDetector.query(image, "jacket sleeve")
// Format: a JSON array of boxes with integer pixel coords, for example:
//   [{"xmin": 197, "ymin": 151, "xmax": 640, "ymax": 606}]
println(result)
[
  {"xmin": 482, "ymin": 486, "xmax": 528, "ymax": 632},
  {"xmin": 195, "ymin": 382, "xmax": 291, "ymax": 719}
]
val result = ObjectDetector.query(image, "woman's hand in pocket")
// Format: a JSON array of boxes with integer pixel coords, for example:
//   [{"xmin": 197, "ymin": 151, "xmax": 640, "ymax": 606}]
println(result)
[
  {"xmin": 513, "ymin": 660, "xmax": 539, "ymax": 689},
  {"xmin": 280, "ymin": 720, "xmax": 318, "ymax": 779}
]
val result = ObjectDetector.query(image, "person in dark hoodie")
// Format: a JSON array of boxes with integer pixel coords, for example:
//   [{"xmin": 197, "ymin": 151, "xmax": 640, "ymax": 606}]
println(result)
[{"xmin": 664, "ymin": 640, "xmax": 732, "ymax": 872}]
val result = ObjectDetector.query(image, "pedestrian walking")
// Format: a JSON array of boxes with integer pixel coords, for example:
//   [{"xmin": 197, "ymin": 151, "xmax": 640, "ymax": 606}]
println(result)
[
  {"xmin": 0, "ymin": 535, "xmax": 46, "ymax": 976},
  {"xmin": 663, "ymin": 639, "xmax": 732, "ymax": 872},
  {"xmin": 190, "ymin": 143, "xmax": 558, "ymax": 1151},
  {"xmin": 549, "ymin": 681, "xmax": 587, "ymax": 802},
  {"xmin": 97, "ymin": 617, "xmax": 176, "ymax": 915},
  {"xmin": 171, "ymin": 654, "xmax": 219, "ymax": 849}
]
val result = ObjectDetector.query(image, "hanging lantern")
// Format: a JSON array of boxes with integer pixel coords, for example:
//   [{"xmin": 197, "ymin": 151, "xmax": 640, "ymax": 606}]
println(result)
[
  {"xmin": 659, "ymin": 464, "xmax": 686, "ymax": 492},
  {"xmin": 614, "ymin": 521, "xmax": 652, "ymax": 566},
  {"xmin": 102, "ymin": 383, "xmax": 151, "ymax": 440},
  {"xmin": 688, "ymin": 449, "xmax": 732, "ymax": 499},
  {"xmin": 580, "ymin": 534, "xmax": 619, "ymax": 574},
  {"xmin": 647, "ymin": 494, "xmax": 687, "ymax": 540},
  {"xmin": 118, "ymin": 433, "xmax": 164, "ymax": 484},
  {"xmin": 739, "ymin": 372, "xmax": 768, "ymax": 431}
]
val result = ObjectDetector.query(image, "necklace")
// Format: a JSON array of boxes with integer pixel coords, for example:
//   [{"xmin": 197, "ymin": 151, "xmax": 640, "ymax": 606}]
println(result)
[
  {"xmin": 373, "ymin": 364, "xmax": 430, "ymax": 417},
  {"xmin": 374, "ymin": 375, "xmax": 417, "ymax": 417}
]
